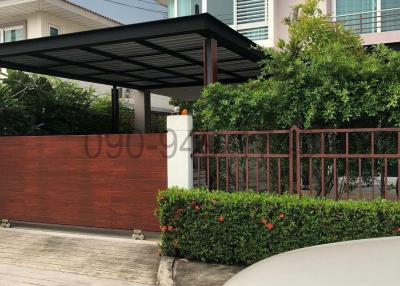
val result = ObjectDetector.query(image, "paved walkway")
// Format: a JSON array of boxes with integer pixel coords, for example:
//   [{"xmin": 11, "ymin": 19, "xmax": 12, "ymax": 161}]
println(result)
[
  {"xmin": 174, "ymin": 259, "xmax": 244, "ymax": 286},
  {"xmin": 0, "ymin": 228, "xmax": 160, "ymax": 286}
]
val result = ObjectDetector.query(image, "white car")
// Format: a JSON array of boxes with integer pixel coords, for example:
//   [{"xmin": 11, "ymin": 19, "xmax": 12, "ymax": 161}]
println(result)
[{"xmin": 224, "ymin": 237, "xmax": 400, "ymax": 286}]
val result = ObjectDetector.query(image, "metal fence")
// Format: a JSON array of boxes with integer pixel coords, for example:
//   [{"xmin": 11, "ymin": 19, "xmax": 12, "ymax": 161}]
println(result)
[{"xmin": 193, "ymin": 127, "xmax": 400, "ymax": 200}]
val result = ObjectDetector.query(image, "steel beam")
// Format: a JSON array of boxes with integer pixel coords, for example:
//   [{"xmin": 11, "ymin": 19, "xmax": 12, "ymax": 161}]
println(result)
[
  {"xmin": 112, "ymin": 86, "xmax": 120, "ymax": 133},
  {"xmin": 203, "ymin": 38, "xmax": 218, "ymax": 86}
]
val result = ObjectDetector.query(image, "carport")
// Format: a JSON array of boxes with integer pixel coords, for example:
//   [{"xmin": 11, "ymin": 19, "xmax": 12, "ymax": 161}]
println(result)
[
  {"xmin": 0, "ymin": 13, "xmax": 262, "ymax": 133},
  {"xmin": 0, "ymin": 14, "xmax": 262, "ymax": 232}
]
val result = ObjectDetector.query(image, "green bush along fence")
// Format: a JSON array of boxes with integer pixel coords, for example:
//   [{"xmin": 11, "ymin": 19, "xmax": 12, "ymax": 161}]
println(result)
[{"xmin": 158, "ymin": 188, "xmax": 400, "ymax": 265}]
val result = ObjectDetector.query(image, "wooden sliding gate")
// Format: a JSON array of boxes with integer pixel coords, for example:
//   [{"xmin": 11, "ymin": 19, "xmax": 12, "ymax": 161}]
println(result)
[{"xmin": 0, "ymin": 134, "xmax": 167, "ymax": 232}]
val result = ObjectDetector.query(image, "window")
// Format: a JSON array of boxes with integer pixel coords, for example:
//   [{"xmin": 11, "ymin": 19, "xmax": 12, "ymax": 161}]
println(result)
[
  {"xmin": 177, "ymin": 0, "xmax": 202, "ymax": 17},
  {"xmin": 236, "ymin": 0, "xmax": 266, "ymax": 25},
  {"xmin": 336, "ymin": 0, "xmax": 377, "ymax": 34},
  {"xmin": 168, "ymin": 0, "xmax": 176, "ymax": 17},
  {"xmin": 49, "ymin": 26, "xmax": 60, "ymax": 37},
  {"xmin": 239, "ymin": 26, "xmax": 268, "ymax": 41},
  {"xmin": 381, "ymin": 0, "xmax": 400, "ymax": 31},
  {"xmin": 336, "ymin": 0, "xmax": 400, "ymax": 33},
  {"xmin": 207, "ymin": 0, "xmax": 234, "ymax": 25},
  {"xmin": 0, "ymin": 25, "xmax": 25, "ymax": 43}
]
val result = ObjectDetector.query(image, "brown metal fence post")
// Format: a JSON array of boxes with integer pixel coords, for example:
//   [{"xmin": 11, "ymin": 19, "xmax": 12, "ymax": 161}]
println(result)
[
  {"xmin": 398, "ymin": 132, "xmax": 400, "ymax": 200},
  {"xmin": 295, "ymin": 127, "xmax": 301, "ymax": 196},
  {"xmin": 289, "ymin": 126, "xmax": 294, "ymax": 194}
]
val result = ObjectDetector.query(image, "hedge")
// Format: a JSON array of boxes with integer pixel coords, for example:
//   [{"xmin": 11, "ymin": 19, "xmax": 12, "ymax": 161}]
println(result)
[{"xmin": 158, "ymin": 188, "xmax": 400, "ymax": 265}]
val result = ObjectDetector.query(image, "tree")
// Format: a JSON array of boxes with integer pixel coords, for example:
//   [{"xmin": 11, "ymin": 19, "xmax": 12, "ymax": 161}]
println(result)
[
  {"xmin": 90, "ymin": 96, "xmax": 135, "ymax": 134},
  {"xmin": 194, "ymin": 0, "xmax": 400, "ymax": 197},
  {"xmin": 0, "ymin": 70, "xmax": 135, "ymax": 135},
  {"xmin": 195, "ymin": 0, "xmax": 400, "ymax": 131},
  {"xmin": 0, "ymin": 85, "xmax": 34, "ymax": 135}
]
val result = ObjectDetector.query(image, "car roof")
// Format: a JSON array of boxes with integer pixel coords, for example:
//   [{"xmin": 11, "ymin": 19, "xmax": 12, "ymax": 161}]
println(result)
[{"xmin": 224, "ymin": 237, "xmax": 400, "ymax": 286}]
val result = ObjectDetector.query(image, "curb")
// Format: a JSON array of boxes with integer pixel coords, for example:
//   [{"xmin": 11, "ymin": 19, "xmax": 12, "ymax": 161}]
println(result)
[{"xmin": 157, "ymin": 256, "xmax": 176, "ymax": 286}]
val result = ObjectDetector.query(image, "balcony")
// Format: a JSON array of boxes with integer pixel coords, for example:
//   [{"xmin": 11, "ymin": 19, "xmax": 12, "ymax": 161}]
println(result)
[{"xmin": 333, "ymin": 7, "xmax": 400, "ymax": 46}]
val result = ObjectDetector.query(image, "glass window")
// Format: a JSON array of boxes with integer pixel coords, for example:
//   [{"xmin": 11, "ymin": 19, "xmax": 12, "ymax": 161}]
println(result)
[
  {"xmin": 177, "ymin": 0, "xmax": 202, "ymax": 17},
  {"xmin": 49, "ymin": 26, "xmax": 60, "ymax": 37},
  {"xmin": 168, "ymin": 0, "xmax": 176, "ymax": 17},
  {"xmin": 239, "ymin": 26, "xmax": 268, "ymax": 41},
  {"xmin": 3, "ymin": 26, "xmax": 24, "ymax": 43},
  {"xmin": 237, "ymin": 0, "xmax": 266, "ymax": 25},
  {"xmin": 381, "ymin": 0, "xmax": 400, "ymax": 32},
  {"xmin": 207, "ymin": 0, "xmax": 234, "ymax": 25},
  {"xmin": 336, "ymin": 0, "xmax": 377, "ymax": 34}
]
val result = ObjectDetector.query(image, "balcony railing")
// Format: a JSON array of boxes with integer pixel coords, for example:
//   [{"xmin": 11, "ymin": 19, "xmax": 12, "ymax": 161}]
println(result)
[{"xmin": 333, "ymin": 7, "xmax": 400, "ymax": 34}]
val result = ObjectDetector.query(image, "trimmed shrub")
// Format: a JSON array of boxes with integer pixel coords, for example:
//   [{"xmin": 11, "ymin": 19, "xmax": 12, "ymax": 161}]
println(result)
[{"xmin": 158, "ymin": 188, "xmax": 400, "ymax": 265}]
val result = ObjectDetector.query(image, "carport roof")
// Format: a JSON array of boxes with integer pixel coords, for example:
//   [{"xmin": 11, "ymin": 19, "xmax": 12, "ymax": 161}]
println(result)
[{"xmin": 0, "ymin": 14, "xmax": 263, "ymax": 90}]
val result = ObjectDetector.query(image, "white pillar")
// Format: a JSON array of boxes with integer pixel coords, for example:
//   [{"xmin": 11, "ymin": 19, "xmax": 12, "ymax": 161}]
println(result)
[
  {"xmin": 134, "ymin": 90, "xmax": 151, "ymax": 133},
  {"xmin": 167, "ymin": 115, "xmax": 193, "ymax": 189},
  {"xmin": 377, "ymin": 0, "xmax": 382, "ymax": 33}
]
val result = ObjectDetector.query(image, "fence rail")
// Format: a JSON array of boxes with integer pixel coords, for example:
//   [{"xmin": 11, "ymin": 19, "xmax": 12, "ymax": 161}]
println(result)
[
  {"xmin": 193, "ymin": 127, "xmax": 400, "ymax": 200},
  {"xmin": 333, "ymin": 7, "xmax": 400, "ymax": 34}
]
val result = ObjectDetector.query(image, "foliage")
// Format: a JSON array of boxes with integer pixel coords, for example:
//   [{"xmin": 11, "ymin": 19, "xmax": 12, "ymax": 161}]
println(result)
[
  {"xmin": 194, "ymin": 0, "xmax": 400, "ymax": 131},
  {"xmin": 0, "ymin": 85, "xmax": 33, "ymax": 135},
  {"xmin": 193, "ymin": 0, "xmax": 400, "ymax": 196},
  {"xmin": 150, "ymin": 113, "xmax": 167, "ymax": 133},
  {"xmin": 0, "ymin": 70, "xmax": 135, "ymax": 135},
  {"xmin": 169, "ymin": 98, "xmax": 194, "ymax": 112},
  {"xmin": 158, "ymin": 188, "xmax": 400, "ymax": 265},
  {"xmin": 195, "ymin": 82, "xmax": 273, "ymax": 131},
  {"xmin": 90, "ymin": 96, "xmax": 135, "ymax": 134}
]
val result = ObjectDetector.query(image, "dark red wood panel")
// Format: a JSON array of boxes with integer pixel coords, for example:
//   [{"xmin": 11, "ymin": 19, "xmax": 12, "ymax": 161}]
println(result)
[{"xmin": 0, "ymin": 134, "xmax": 167, "ymax": 231}]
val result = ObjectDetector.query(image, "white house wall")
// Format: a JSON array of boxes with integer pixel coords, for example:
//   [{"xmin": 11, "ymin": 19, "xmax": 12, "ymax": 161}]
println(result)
[
  {"xmin": 39, "ymin": 12, "xmax": 87, "ymax": 36},
  {"xmin": 271, "ymin": 0, "xmax": 332, "ymax": 47}
]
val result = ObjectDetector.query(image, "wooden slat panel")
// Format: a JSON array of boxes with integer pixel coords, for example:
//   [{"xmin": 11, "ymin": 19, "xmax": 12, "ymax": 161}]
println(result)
[{"xmin": 0, "ymin": 134, "xmax": 167, "ymax": 232}]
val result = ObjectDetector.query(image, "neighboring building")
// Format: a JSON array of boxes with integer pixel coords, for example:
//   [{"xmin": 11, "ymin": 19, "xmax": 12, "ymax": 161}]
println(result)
[
  {"xmin": 156, "ymin": 0, "xmax": 400, "ymax": 48},
  {"xmin": 0, "ymin": 0, "xmax": 173, "ymax": 115},
  {"xmin": 0, "ymin": 0, "xmax": 121, "ymax": 40}
]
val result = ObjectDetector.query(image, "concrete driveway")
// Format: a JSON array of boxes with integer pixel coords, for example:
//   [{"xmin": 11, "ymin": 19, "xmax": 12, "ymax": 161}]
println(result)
[{"xmin": 0, "ymin": 227, "xmax": 160, "ymax": 286}]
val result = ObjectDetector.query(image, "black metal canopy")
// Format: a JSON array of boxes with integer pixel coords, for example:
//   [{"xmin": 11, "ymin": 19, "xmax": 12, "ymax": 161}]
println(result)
[{"xmin": 0, "ymin": 14, "xmax": 263, "ymax": 91}]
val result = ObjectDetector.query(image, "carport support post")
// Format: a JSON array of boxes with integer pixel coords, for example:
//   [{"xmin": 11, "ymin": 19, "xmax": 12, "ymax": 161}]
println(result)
[
  {"xmin": 111, "ymin": 86, "xmax": 120, "ymax": 133},
  {"xmin": 167, "ymin": 115, "xmax": 193, "ymax": 189},
  {"xmin": 204, "ymin": 38, "xmax": 218, "ymax": 86},
  {"xmin": 134, "ymin": 90, "xmax": 151, "ymax": 133}
]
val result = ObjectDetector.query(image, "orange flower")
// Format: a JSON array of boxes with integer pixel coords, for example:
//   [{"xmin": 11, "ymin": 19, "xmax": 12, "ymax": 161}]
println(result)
[
  {"xmin": 218, "ymin": 216, "xmax": 225, "ymax": 223},
  {"xmin": 267, "ymin": 223, "xmax": 274, "ymax": 231},
  {"xmin": 161, "ymin": 226, "xmax": 168, "ymax": 232},
  {"xmin": 279, "ymin": 213, "xmax": 286, "ymax": 220}
]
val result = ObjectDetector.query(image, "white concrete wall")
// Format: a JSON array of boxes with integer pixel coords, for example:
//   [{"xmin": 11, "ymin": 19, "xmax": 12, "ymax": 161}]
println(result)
[
  {"xmin": 361, "ymin": 30, "xmax": 400, "ymax": 45},
  {"xmin": 167, "ymin": 115, "xmax": 193, "ymax": 189},
  {"xmin": 27, "ymin": 13, "xmax": 42, "ymax": 39},
  {"xmin": 271, "ymin": 0, "xmax": 332, "ymax": 47},
  {"xmin": 39, "ymin": 12, "xmax": 87, "ymax": 36}
]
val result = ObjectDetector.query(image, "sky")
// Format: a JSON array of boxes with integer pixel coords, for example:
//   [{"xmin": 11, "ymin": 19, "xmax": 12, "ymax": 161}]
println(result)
[{"xmin": 69, "ymin": 0, "xmax": 167, "ymax": 24}]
